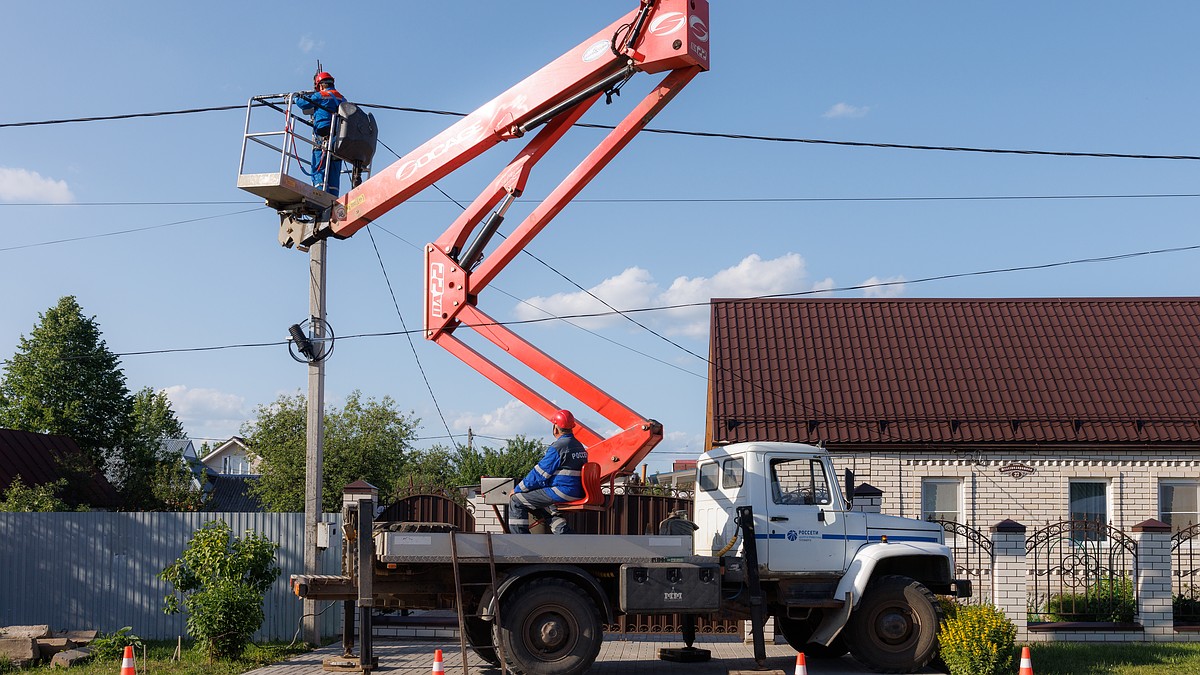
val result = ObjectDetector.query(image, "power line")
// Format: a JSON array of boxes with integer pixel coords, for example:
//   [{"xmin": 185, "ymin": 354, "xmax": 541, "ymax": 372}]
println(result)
[
  {"xmin": 110, "ymin": 242, "xmax": 1200, "ymax": 357},
  {"xmin": 0, "ymin": 207, "xmax": 266, "ymax": 252},
  {"xmin": 7, "ymin": 193, "xmax": 1200, "ymax": 208},
  {"xmin": 6, "ymin": 100, "xmax": 1200, "ymax": 161},
  {"xmin": 364, "ymin": 224, "xmax": 457, "ymax": 443}
]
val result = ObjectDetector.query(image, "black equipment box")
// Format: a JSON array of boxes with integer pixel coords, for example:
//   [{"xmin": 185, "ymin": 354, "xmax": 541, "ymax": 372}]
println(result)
[{"xmin": 619, "ymin": 562, "xmax": 720, "ymax": 613}]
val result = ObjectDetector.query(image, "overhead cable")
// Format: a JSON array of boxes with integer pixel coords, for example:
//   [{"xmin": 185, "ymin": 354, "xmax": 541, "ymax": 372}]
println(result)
[{"xmin": 5, "ymin": 101, "xmax": 1199, "ymax": 161}]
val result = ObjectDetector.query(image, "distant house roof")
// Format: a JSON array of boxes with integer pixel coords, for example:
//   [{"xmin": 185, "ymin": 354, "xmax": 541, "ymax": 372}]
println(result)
[
  {"xmin": 0, "ymin": 429, "xmax": 123, "ymax": 508},
  {"xmin": 708, "ymin": 298, "xmax": 1200, "ymax": 447},
  {"xmin": 204, "ymin": 475, "xmax": 264, "ymax": 512}
]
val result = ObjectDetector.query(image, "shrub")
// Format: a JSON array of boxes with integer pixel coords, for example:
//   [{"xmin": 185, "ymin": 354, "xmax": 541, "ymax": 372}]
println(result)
[
  {"xmin": 159, "ymin": 519, "xmax": 281, "ymax": 660},
  {"xmin": 88, "ymin": 626, "xmax": 144, "ymax": 662},
  {"xmin": 1043, "ymin": 576, "xmax": 1135, "ymax": 623},
  {"xmin": 938, "ymin": 603, "xmax": 1017, "ymax": 675}
]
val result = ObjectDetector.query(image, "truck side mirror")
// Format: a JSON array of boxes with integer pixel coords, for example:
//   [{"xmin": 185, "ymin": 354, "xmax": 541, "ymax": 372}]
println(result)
[{"xmin": 844, "ymin": 469, "xmax": 855, "ymax": 510}]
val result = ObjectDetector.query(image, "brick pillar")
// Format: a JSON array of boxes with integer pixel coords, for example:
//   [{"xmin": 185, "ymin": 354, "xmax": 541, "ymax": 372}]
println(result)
[
  {"xmin": 853, "ymin": 483, "xmax": 883, "ymax": 514},
  {"xmin": 1133, "ymin": 519, "xmax": 1174, "ymax": 641},
  {"xmin": 991, "ymin": 519, "xmax": 1028, "ymax": 641}
]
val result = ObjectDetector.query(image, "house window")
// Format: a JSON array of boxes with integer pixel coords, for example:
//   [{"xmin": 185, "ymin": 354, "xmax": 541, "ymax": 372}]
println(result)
[
  {"xmin": 1069, "ymin": 481, "xmax": 1108, "ymax": 541},
  {"xmin": 1160, "ymin": 481, "xmax": 1200, "ymax": 533},
  {"xmin": 722, "ymin": 458, "xmax": 744, "ymax": 489},
  {"xmin": 921, "ymin": 479, "xmax": 961, "ymax": 523},
  {"xmin": 222, "ymin": 457, "xmax": 230, "ymax": 474},
  {"xmin": 771, "ymin": 458, "xmax": 831, "ymax": 505}
]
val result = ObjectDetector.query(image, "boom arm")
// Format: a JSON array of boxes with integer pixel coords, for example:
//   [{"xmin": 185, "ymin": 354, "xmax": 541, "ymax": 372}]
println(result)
[{"xmin": 287, "ymin": 0, "xmax": 709, "ymax": 482}]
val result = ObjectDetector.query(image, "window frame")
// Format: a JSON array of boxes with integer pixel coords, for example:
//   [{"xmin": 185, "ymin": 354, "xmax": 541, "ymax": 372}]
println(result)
[
  {"xmin": 697, "ymin": 461, "xmax": 719, "ymax": 492},
  {"xmin": 721, "ymin": 458, "xmax": 744, "ymax": 489},
  {"xmin": 1068, "ymin": 479, "xmax": 1110, "ymax": 542},
  {"xmin": 1160, "ymin": 480, "xmax": 1200, "ymax": 534},
  {"xmin": 920, "ymin": 478, "xmax": 962, "ymax": 524}
]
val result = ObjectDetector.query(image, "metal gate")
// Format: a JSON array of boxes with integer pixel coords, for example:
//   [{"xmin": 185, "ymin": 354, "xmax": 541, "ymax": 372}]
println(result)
[
  {"xmin": 375, "ymin": 485, "xmax": 476, "ymax": 532},
  {"xmin": 1172, "ymin": 523, "xmax": 1200, "ymax": 627},
  {"xmin": 932, "ymin": 519, "xmax": 993, "ymax": 605},
  {"xmin": 1026, "ymin": 520, "xmax": 1138, "ymax": 625}
]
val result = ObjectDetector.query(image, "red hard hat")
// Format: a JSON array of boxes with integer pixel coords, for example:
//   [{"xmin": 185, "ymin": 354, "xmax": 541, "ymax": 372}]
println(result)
[
  {"xmin": 550, "ymin": 409, "xmax": 575, "ymax": 430},
  {"xmin": 314, "ymin": 71, "xmax": 334, "ymax": 86}
]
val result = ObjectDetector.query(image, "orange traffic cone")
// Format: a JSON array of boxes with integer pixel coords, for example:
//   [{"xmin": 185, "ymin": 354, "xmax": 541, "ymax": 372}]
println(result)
[
  {"xmin": 431, "ymin": 648, "xmax": 444, "ymax": 675},
  {"xmin": 120, "ymin": 645, "xmax": 135, "ymax": 675},
  {"xmin": 794, "ymin": 652, "xmax": 808, "ymax": 675},
  {"xmin": 1019, "ymin": 646, "xmax": 1034, "ymax": 675}
]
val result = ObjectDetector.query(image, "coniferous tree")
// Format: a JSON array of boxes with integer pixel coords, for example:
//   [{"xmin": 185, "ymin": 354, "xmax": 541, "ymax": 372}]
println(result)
[{"xmin": 0, "ymin": 296, "xmax": 133, "ymax": 479}]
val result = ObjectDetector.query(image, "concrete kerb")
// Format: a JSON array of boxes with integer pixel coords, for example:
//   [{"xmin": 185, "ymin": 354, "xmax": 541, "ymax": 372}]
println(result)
[{"xmin": 244, "ymin": 637, "xmax": 939, "ymax": 675}]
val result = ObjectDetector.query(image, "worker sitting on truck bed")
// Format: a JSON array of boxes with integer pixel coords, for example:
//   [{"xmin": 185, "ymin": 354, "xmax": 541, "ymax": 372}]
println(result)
[{"xmin": 509, "ymin": 410, "xmax": 588, "ymax": 534}]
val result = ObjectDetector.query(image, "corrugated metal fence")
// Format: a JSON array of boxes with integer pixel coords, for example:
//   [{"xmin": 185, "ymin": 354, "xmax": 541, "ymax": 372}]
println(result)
[{"xmin": 0, "ymin": 512, "xmax": 343, "ymax": 641}]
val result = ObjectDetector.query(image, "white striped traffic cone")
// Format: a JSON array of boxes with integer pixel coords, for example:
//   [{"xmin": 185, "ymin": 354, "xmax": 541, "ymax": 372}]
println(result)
[
  {"xmin": 431, "ymin": 648, "xmax": 444, "ymax": 675},
  {"xmin": 794, "ymin": 652, "xmax": 808, "ymax": 675},
  {"xmin": 1019, "ymin": 646, "xmax": 1034, "ymax": 675},
  {"xmin": 119, "ymin": 645, "xmax": 135, "ymax": 675}
]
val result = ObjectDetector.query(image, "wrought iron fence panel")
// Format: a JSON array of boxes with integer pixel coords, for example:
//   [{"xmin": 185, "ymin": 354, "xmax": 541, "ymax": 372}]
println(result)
[
  {"xmin": 376, "ymin": 488, "xmax": 476, "ymax": 533},
  {"xmin": 1172, "ymin": 523, "xmax": 1200, "ymax": 626},
  {"xmin": 931, "ymin": 519, "xmax": 993, "ymax": 605},
  {"xmin": 1025, "ymin": 520, "xmax": 1138, "ymax": 624}
]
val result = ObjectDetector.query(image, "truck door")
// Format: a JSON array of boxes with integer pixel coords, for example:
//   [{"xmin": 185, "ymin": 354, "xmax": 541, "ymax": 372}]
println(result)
[{"xmin": 763, "ymin": 456, "xmax": 847, "ymax": 573}]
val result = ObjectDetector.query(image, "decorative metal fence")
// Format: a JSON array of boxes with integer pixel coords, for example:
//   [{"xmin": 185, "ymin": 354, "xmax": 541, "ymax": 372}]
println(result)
[
  {"xmin": 1025, "ymin": 520, "xmax": 1138, "ymax": 625},
  {"xmin": 1172, "ymin": 523, "xmax": 1200, "ymax": 627},
  {"xmin": 931, "ymin": 519, "xmax": 993, "ymax": 605},
  {"xmin": 375, "ymin": 485, "xmax": 475, "ymax": 533}
]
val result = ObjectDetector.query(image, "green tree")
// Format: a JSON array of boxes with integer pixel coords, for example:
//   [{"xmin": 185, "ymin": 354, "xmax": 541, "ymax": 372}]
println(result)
[
  {"xmin": 115, "ymin": 387, "xmax": 189, "ymax": 509},
  {"xmin": 0, "ymin": 476, "xmax": 73, "ymax": 512},
  {"xmin": 0, "ymin": 296, "xmax": 133, "ymax": 478},
  {"xmin": 151, "ymin": 461, "xmax": 207, "ymax": 512},
  {"xmin": 159, "ymin": 519, "xmax": 280, "ymax": 659},
  {"xmin": 245, "ymin": 391, "xmax": 418, "ymax": 512},
  {"xmin": 450, "ymin": 435, "xmax": 545, "ymax": 486}
]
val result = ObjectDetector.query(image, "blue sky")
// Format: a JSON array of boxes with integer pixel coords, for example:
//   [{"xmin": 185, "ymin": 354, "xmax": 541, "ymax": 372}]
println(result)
[{"xmin": 4, "ymin": 2, "xmax": 1198, "ymax": 472}]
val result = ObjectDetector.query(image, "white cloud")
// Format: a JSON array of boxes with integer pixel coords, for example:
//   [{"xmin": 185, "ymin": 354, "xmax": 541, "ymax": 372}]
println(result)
[
  {"xmin": 515, "ymin": 267, "xmax": 658, "ymax": 329},
  {"xmin": 298, "ymin": 36, "xmax": 324, "ymax": 54},
  {"xmin": 659, "ymin": 253, "xmax": 811, "ymax": 336},
  {"xmin": 513, "ymin": 253, "xmax": 836, "ymax": 338},
  {"xmin": 0, "ymin": 167, "xmax": 73, "ymax": 203},
  {"xmin": 861, "ymin": 275, "xmax": 907, "ymax": 298},
  {"xmin": 823, "ymin": 102, "xmax": 869, "ymax": 119},
  {"xmin": 163, "ymin": 385, "xmax": 248, "ymax": 441},
  {"xmin": 451, "ymin": 400, "xmax": 548, "ymax": 440}
]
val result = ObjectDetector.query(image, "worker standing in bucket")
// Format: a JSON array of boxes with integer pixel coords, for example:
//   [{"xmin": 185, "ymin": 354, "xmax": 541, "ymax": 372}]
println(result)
[
  {"xmin": 509, "ymin": 410, "xmax": 588, "ymax": 534},
  {"xmin": 296, "ymin": 70, "xmax": 346, "ymax": 195}
]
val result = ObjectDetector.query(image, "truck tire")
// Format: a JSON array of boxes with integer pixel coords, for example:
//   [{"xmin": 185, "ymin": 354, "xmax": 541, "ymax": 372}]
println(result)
[
  {"xmin": 493, "ymin": 578, "xmax": 603, "ymax": 675},
  {"xmin": 464, "ymin": 616, "xmax": 501, "ymax": 667},
  {"xmin": 776, "ymin": 612, "xmax": 849, "ymax": 658},
  {"xmin": 845, "ymin": 575, "xmax": 941, "ymax": 673}
]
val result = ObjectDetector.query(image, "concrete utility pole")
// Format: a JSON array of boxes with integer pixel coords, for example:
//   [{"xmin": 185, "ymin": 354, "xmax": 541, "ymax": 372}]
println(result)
[{"xmin": 303, "ymin": 239, "xmax": 327, "ymax": 645}]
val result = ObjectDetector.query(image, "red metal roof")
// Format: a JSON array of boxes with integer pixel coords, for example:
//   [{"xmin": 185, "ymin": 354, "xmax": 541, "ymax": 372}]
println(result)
[
  {"xmin": 708, "ymin": 298, "xmax": 1200, "ymax": 446},
  {"xmin": 0, "ymin": 428, "xmax": 123, "ymax": 508}
]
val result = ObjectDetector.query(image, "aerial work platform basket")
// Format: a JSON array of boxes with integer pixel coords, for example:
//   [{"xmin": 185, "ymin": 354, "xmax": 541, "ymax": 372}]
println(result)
[
  {"xmin": 236, "ymin": 92, "xmax": 378, "ymax": 248},
  {"xmin": 236, "ymin": 92, "xmax": 337, "ymax": 212}
]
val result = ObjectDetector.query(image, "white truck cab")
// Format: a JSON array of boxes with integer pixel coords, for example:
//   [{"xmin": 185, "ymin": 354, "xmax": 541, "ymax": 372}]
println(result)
[{"xmin": 693, "ymin": 442, "xmax": 968, "ymax": 672}]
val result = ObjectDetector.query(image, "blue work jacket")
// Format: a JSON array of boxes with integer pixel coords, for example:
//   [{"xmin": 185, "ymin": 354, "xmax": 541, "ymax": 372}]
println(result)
[{"xmin": 515, "ymin": 431, "xmax": 588, "ymax": 500}]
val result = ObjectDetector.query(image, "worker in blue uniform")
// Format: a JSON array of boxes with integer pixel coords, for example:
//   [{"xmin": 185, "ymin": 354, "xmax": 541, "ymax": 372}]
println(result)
[
  {"xmin": 296, "ymin": 71, "xmax": 346, "ymax": 196},
  {"xmin": 509, "ymin": 409, "xmax": 588, "ymax": 534}
]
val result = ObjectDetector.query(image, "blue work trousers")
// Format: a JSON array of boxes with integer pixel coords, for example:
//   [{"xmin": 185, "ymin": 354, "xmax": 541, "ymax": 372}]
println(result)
[{"xmin": 509, "ymin": 488, "xmax": 573, "ymax": 534}]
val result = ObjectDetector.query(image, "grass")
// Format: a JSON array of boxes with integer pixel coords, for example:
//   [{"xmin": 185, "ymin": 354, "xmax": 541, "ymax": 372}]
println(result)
[
  {"xmin": 1025, "ymin": 642, "xmax": 1200, "ymax": 674},
  {"xmin": 1, "ymin": 640, "xmax": 312, "ymax": 675}
]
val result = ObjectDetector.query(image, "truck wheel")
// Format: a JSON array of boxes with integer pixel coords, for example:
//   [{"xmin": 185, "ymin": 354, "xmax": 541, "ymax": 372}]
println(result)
[
  {"xmin": 494, "ymin": 578, "xmax": 602, "ymax": 675},
  {"xmin": 776, "ymin": 613, "xmax": 849, "ymax": 658},
  {"xmin": 464, "ymin": 616, "xmax": 501, "ymax": 667},
  {"xmin": 845, "ymin": 575, "xmax": 941, "ymax": 673}
]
